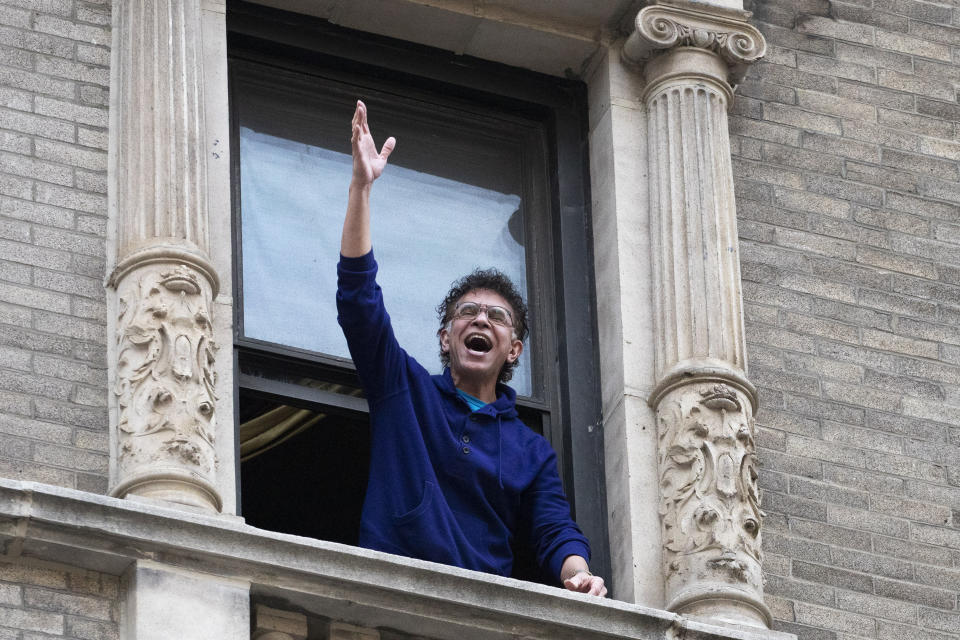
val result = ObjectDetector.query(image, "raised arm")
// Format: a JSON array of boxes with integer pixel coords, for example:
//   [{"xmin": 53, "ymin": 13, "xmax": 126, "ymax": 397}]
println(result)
[{"xmin": 341, "ymin": 100, "xmax": 396, "ymax": 258}]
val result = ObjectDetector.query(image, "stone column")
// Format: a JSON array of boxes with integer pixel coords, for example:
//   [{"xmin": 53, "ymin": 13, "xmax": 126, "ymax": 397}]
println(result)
[
  {"xmin": 623, "ymin": 0, "xmax": 768, "ymax": 629},
  {"xmin": 107, "ymin": 0, "xmax": 222, "ymax": 513}
]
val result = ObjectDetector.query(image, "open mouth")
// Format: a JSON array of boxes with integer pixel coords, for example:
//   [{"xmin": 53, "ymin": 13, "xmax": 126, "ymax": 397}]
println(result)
[{"xmin": 465, "ymin": 333, "xmax": 492, "ymax": 354}]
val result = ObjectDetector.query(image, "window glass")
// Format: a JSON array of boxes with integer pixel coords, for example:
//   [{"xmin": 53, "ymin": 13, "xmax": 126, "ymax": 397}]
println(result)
[{"xmin": 238, "ymin": 82, "xmax": 534, "ymax": 395}]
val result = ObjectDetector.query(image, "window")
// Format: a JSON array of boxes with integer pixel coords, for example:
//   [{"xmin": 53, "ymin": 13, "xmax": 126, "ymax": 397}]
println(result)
[{"xmin": 229, "ymin": 0, "xmax": 609, "ymax": 583}]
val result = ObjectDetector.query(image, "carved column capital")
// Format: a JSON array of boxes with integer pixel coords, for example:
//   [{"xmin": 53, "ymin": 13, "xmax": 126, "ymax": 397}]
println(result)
[{"xmin": 623, "ymin": 0, "xmax": 766, "ymax": 98}]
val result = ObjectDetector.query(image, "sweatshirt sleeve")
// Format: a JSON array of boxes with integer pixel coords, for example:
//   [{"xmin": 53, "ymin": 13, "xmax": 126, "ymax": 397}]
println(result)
[
  {"xmin": 520, "ymin": 442, "xmax": 591, "ymax": 584},
  {"xmin": 336, "ymin": 251, "xmax": 408, "ymax": 399}
]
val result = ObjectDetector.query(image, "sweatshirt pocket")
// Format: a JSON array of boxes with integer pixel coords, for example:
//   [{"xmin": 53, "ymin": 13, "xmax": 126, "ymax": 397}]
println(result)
[{"xmin": 394, "ymin": 480, "xmax": 434, "ymax": 525}]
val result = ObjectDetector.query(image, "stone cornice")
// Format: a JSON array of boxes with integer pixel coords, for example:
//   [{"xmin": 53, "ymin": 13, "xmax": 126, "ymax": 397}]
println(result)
[
  {"xmin": 0, "ymin": 480, "xmax": 795, "ymax": 640},
  {"xmin": 622, "ymin": 0, "xmax": 766, "ymax": 84}
]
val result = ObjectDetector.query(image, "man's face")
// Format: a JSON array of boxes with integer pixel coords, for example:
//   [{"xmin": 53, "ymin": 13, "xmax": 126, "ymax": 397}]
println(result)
[{"xmin": 439, "ymin": 288, "xmax": 523, "ymax": 385}]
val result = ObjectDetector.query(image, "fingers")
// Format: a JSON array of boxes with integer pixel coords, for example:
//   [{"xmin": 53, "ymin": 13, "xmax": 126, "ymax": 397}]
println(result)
[
  {"xmin": 563, "ymin": 574, "xmax": 607, "ymax": 598},
  {"xmin": 380, "ymin": 136, "xmax": 396, "ymax": 161}
]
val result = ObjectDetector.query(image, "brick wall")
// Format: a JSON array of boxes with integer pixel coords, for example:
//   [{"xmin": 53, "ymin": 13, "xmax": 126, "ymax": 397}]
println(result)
[
  {"xmin": 0, "ymin": 0, "xmax": 110, "ymax": 492},
  {"xmin": 0, "ymin": 559, "xmax": 118, "ymax": 639},
  {"xmin": 736, "ymin": 0, "xmax": 960, "ymax": 638}
]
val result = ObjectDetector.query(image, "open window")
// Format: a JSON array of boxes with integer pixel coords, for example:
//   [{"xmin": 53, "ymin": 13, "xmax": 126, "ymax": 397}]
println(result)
[{"xmin": 229, "ymin": 0, "xmax": 608, "ymax": 583}]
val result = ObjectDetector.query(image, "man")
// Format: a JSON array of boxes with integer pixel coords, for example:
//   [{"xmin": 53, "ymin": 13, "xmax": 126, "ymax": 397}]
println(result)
[{"xmin": 337, "ymin": 100, "xmax": 606, "ymax": 596}]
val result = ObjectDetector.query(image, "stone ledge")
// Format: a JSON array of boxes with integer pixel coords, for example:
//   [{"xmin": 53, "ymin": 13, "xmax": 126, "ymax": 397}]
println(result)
[{"xmin": 0, "ymin": 479, "xmax": 793, "ymax": 640}]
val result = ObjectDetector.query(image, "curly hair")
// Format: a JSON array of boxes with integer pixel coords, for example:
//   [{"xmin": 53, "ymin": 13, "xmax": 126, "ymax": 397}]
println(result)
[{"xmin": 436, "ymin": 268, "xmax": 529, "ymax": 383}]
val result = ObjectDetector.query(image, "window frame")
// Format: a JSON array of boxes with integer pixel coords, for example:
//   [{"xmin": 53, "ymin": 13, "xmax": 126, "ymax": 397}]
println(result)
[{"xmin": 228, "ymin": 0, "xmax": 609, "ymax": 583}]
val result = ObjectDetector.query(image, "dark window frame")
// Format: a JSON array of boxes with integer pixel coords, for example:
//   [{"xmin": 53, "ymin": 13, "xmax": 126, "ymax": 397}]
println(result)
[{"xmin": 228, "ymin": 0, "xmax": 609, "ymax": 584}]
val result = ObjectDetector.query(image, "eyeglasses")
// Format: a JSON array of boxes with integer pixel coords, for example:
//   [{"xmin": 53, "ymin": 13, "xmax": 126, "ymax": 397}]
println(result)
[{"xmin": 453, "ymin": 301, "xmax": 514, "ymax": 327}]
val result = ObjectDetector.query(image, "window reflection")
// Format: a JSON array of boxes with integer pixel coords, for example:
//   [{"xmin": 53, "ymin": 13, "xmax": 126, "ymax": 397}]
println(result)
[{"xmin": 240, "ymin": 127, "xmax": 532, "ymax": 395}]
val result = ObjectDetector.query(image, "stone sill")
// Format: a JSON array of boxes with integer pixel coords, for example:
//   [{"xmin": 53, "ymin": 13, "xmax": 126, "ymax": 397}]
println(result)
[{"xmin": 0, "ymin": 480, "xmax": 792, "ymax": 640}]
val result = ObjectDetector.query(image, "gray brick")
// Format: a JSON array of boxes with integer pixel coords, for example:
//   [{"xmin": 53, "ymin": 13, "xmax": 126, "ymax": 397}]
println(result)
[
  {"xmin": 824, "ymin": 462, "xmax": 906, "ymax": 495},
  {"xmin": 33, "ymin": 14, "xmax": 110, "ymax": 46},
  {"xmin": 873, "ymin": 494, "xmax": 953, "ymax": 526},
  {"xmin": 76, "ymin": 5, "xmax": 111, "ymax": 27},
  {"xmin": 869, "ymin": 410, "xmax": 948, "ymax": 443},
  {"xmin": 766, "ymin": 490, "xmax": 830, "ymax": 520},
  {"xmin": 0, "ymin": 605, "xmax": 63, "ymax": 634},
  {"xmin": 795, "ymin": 600, "xmax": 878, "ymax": 635},
  {"xmin": 77, "ymin": 126, "xmax": 108, "ymax": 151},
  {"xmin": 863, "ymin": 327, "xmax": 939, "ymax": 359},
  {"xmin": 875, "ymin": 0, "xmax": 953, "ymax": 24},
  {"xmin": 862, "ymin": 369, "xmax": 943, "ymax": 402},
  {"xmin": 79, "ymin": 84, "xmax": 108, "ymax": 107},
  {"xmin": 0, "ymin": 197, "xmax": 75, "ymax": 230},
  {"xmin": 0, "ymin": 64, "xmax": 74, "ymax": 99},
  {"xmin": 878, "ymin": 108, "xmax": 955, "ymax": 139},
  {"xmin": 914, "ymin": 564, "xmax": 960, "ymax": 591},
  {"xmin": 797, "ymin": 88, "xmax": 879, "ymax": 122},
  {"xmin": 34, "ymin": 398, "xmax": 105, "ymax": 429},
  {"xmin": 802, "ymin": 131, "xmax": 880, "ymax": 164},
  {"xmin": 842, "ymin": 120, "xmax": 920, "ymax": 153},
  {"xmin": 0, "ymin": 151, "xmax": 72, "ymax": 187},
  {"xmin": 810, "ymin": 298, "xmax": 892, "ymax": 331},
  {"xmin": 65, "ymin": 617, "xmax": 119, "ymax": 640},
  {"xmin": 836, "ymin": 41, "xmax": 915, "ymax": 75},
  {"xmin": 0, "ymin": 260, "xmax": 33, "ymax": 286},
  {"xmin": 0, "ymin": 324, "xmax": 73, "ymax": 357},
  {"xmin": 856, "ymin": 246, "xmax": 937, "ymax": 279},
  {"xmin": 74, "ymin": 428, "xmax": 107, "ymax": 452},
  {"xmin": 0, "ymin": 411, "xmax": 72, "ymax": 443},
  {"xmin": 763, "ymin": 530, "xmax": 834, "ymax": 561},
  {"xmin": 35, "ymin": 183, "xmax": 106, "ymax": 215},
  {"xmin": 846, "ymin": 160, "xmax": 919, "ymax": 194},
  {"xmin": 730, "ymin": 115, "xmax": 803, "ymax": 145},
  {"xmin": 877, "ymin": 68, "xmax": 952, "ymax": 102},
  {"xmin": 798, "ymin": 15, "xmax": 874, "ymax": 44},
  {"xmin": 0, "ymin": 388, "xmax": 31, "ymax": 415},
  {"xmin": 35, "ymin": 54, "xmax": 111, "ymax": 86},
  {"xmin": 735, "ymin": 157, "xmax": 805, "ymax": 188},
  {"xmin": 886, "ymin": 192, "xmax": 959, "ymax": 222},
  {"xmin": 75, "ymin": 471, "xmax": 107, "ymax": 494},
  {"xmin": 738, "ymin": 79, "xmax": 798, "ymax": 105},
  {"xmin": 828, "ymin": 503, "xmax": 911, "ymax": 538},
  {"xmin": 34, "ymin": 139, "xmax": 107, "ymax": 172},
  {"xmin": 0, "ymin": 217, "xmax": 29, "ymax": 242},
  {"xmin": 764, "ymin": 101, "xmax": 843, "ymax": 135},
  {"xmin": 34, "ymin": 96, "xmax": 107, "ymax": 128},
  {"xmin": 859, "ymin": 288, "xmax": 937, "ymax": 318},
  {"xmin": 0, "ymin": 281, "xmax": 71, "ymax": 314},
  {"xmin": 76, "ymin": 44, "xmax": 110, "ymax": 67},
  {"xmin": 0, "ymin": 433, "xmax": 30, "ymax": 459},
  {"xmin": 830, "ymin": 547, "xmax": 915, "ymax": 580},
  {"xmin": 766, "ymin": 573, "xmax": 836, "ymax": 606},
  {"xmin": 879, "ymin": 620, "xmax": 956, "ymax": 640},
  {"xmin": 784, "ymin": 352, "xmax": 865, "ymax": 383},
  {"xmin": 33, "ymin": 311, "xmax": 104, "ymax": 342},
  {"xmin": 760, "ymin": 449, "xmax": 824, "ymax": 479},
  {"xmin": 33, "ymin": 442, "xmax": 107, "ymax": 472},
  {"xmin": 0, "ymin": 107, "xmax": 74, "ymax": 145},
  {"xmin": 32, "ymin": 269, "xmax": 103, "ymax": 300},
  {"xmin": 72, "ymin": 384, "xmax": 106, "ymax": 408},
  {"xmin": 0, "ymin": 238, "xmax": 70, "ymax": 271},
  {"xmin": 776, "ymin": 228, "xmax": 857, "ymax": 260},
  {"xmin": 833, "ymin": 2, "xmax": 910, "ymax": 32},
  {"xmin": 740, "ymin": 199, "xmax": 809, "ymax": 228},
  {"xmin": 75, "ymin": 168, "xmax": 106, "ymax": 194},
  {"xmin": 0, "ymin": 130, "xmax": 31, "ymax": 155},
  {"xmin": 33, "ymin": 354, "xmax": 105, "ymax": 386},
  {"xmin": 0, "ymin": 24, "xmax": 75, "ymax": 58},
  {"xmin": 805, "ymin": 174, "xmax": 884, "ymax": 206},
  {"xmin": 782, "ymin": 310, "xmax": 861, "ymax": 343},
  {"xmin": 754, "ymin": 363, "xmax": 823, "ymax": 395},
  {"xmin": 0, "ymin": 457, "xmax": 74, "ymax": 486},
  {"xmin": 863, "ymin": 447, "xmax": 947, "ymax": 482},
  {"xmin": 876, "ymin": 28, "xmax": 952, "ymax": 60},
  {"xmin": 33, "ymin": 227, "xmax": 104, "ymax": 257},
  {"xmin": 758, "ymin": 407, "xmax": 823, "ymax": 437},
  {"xmin": 71, "ymin": 296, "xmax": 105, "ymax": 321},
  {"xmin": 798, "ymin": 53, "xmax": 877, "ymax": 84},
  {"xmin": 874, "ymin": 577, "xmax": 956, "ymax": 610},
  {"xmin": 750, "ymin": 323, "xmax": 821, "ymax": 353},
  {"xmin": 836, "ymin": 591, "xmax": 918, "ymax": 625},
  {"xmin": 822, "ymin": 419, "xmax": 904, "ymax": 454},
  {"xmin": 883, "ymin": 149, "xmax": 959, "ymax": 181},
  {"xmin": 765, "ymin": 141, "xmax": 846, "ymax": 174},
  {"xmin": 23, "ymin": 587, "xmax": 112, "ymax": 621}
]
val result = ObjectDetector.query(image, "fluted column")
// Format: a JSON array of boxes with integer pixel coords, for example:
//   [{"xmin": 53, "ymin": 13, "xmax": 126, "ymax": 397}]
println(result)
[
  {"xmin": 624, "ymin": 0, "xmax": 768, "ymax": 628},
  {"xmin": 107, "ymin": 0, "xmax": 222, "ymax": 513}
]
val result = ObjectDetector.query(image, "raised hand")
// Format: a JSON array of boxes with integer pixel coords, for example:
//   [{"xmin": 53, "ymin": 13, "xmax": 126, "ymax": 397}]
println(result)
[{"xmin": 351, "ymin": 100, "xmax": 396, "ymax": 187}]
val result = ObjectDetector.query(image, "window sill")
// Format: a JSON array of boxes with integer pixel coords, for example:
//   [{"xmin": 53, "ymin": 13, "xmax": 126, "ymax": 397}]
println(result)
[{"xmin": 0, "ymin": 479, "xmax": 792, "ymax": 640}]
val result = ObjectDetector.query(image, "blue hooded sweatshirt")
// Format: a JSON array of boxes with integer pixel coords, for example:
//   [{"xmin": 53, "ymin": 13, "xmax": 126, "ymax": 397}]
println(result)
[{"xmin": 336, "ymin": 251, "xmax": 590, "ymax": 582}]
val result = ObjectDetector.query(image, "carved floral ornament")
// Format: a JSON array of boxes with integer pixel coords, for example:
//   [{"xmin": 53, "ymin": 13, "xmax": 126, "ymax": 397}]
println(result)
[
  {"xmin": 114, "ymin": 263, "xmax": 218, "ymax": 481},
  {"xmin": 623, "ymin": 2, "xmax": 767, "ymax": 85},
  {"xmin": 657, "ymin": 382, "xmax": 763, "ymax": 591}
]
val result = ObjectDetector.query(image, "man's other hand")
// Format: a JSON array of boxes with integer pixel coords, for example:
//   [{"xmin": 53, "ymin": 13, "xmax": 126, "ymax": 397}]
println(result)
[{"xmin": 563, "ymin": 570, "xmax": 607, "ymax": 597}]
